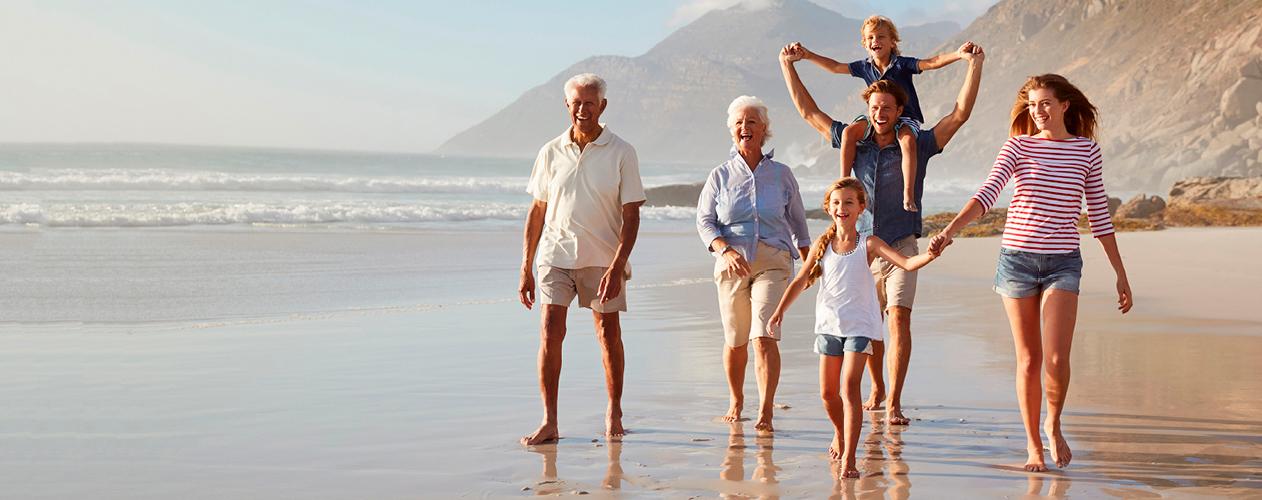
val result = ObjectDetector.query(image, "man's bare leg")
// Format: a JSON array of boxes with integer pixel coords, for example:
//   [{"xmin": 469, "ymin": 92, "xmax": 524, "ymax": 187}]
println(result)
[
  {"xmin": 722, "ymin": 343, "xmax": 748, "ymax": 423},
  {"xmin": 595, "ymin": 310, "xmax": 625, "ymax": 439},
  {"xmin": 885, "ymin": 306, "xmax": 913, "ymax": 426},
  {"xmin": 863, "ymin": 339, "xmax": 886, "ymax": 410},
  {"xmin": 752, "ymin": 337, "xmax": 780, "ymax": 432},
  {"xmin": 523, "ymin": 304, "xmax": 567, "ymax": 445}
]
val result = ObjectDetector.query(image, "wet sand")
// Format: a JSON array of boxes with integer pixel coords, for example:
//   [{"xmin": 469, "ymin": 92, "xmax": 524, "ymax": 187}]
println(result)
[{"xmin": 0, "ymin": 227, "xmax": 1258, "ymax": 497}]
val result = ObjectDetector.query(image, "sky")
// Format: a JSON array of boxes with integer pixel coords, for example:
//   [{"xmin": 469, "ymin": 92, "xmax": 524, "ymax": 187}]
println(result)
[{"xmin": 1, "ymin": 0, "xmax": 997, "ymax": 153}]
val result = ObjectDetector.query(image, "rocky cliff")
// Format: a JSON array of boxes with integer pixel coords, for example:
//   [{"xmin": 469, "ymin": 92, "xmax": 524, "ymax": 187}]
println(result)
[{"xmin": 913, "ymin": 0, "xmax": 1262, "ymax": 191}]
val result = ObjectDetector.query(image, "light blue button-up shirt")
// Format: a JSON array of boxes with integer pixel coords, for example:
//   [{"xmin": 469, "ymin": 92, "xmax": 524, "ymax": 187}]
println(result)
[{"xmin": 696, "ymin": 149, "xmax": 811, "ymax": 262}]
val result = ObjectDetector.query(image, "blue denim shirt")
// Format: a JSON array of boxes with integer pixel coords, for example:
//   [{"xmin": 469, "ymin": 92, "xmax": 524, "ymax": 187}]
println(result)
[
  {"xmin": 831, "ymin": 120, "xmax": 941, "ymax": 244},
  {"xmin": 848, "ymin": 56, "xmax": 924, "ymax": 123},
  {"xmin": 696, "ymin": 149, "xmax": 811, "ymax": 261}
]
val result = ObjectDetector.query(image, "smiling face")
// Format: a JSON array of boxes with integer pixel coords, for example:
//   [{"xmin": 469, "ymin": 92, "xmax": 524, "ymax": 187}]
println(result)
[
  {"xmin": 1026, "ymin": 87, "xmax": 1069, "ymax": 134},
  {"xmin": 729, "ymin": 106, "xmax": 767, "ymax": 153},
  {"xmin": 863, "ymin": 26, "xmax": 895, "ymax": 60},
  {"xmin": 866, "ymin": 92, "xmax": 903, "ymax": 136},
  {"xmin": 826, "ymin": 186, "xmax": 866, "ymax": 232},
  {"xmin": 565, "ymin": 84, "xmax": 606, "ymax": 134}
]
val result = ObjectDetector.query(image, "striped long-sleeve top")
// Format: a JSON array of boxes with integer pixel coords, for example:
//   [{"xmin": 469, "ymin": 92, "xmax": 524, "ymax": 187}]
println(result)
[{"xmin": 971, "ymin": 135, "xmax": 1115, "ymax": 254}]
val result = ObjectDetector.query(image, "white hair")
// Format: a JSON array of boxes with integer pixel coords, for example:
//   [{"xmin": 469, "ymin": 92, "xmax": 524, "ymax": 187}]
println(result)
[
  {"xmin": 726, "ymin": 95, "xmax": 772, "ymax": 139},
  {"xmin": 564, "ymin": 73, "xmax": 607, "ymax": 100}
]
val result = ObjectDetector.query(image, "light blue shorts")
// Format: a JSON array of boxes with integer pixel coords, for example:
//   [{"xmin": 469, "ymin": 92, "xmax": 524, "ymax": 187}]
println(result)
[
  {"xmin": 993, "ymin": 248, "xmax": 1083, "ymax": 299},
  {"xmin": 815, "ymin": 335, "xmax": 875, "ymax": 357}
]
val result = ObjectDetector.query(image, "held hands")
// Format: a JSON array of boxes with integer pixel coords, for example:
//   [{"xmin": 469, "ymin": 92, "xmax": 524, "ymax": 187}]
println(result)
[
  {"xmin": 1116, "ymin": 274, "xmax": 1133, "ymax": 314},
  {"xmin": 721, "ymin": 247, "xmax": 752, "ymax": 278},
  {"xmin": 928, "ymin": 232, "xmax": 954, "ymax": 257},
  {"xmin": 959, "ymin": 42, "xmax": 984, "ymax": 63},
  {"xmin": 518, "ymin": 268, "xmax": 536, "ymax": 310},
  {"xmin": 780, "ymin": 42, "xmax": 804, "ymax": 63}
]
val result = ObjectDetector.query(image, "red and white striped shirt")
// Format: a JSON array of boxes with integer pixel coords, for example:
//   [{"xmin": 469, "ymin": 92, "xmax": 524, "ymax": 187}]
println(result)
[{"xmin": 972, "ymin": 135, "xmax": 1115, "ymax": 254}]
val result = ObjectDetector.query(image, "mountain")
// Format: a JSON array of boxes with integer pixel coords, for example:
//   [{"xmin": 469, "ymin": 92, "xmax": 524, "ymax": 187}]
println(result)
[
  {"xmin": 912, "ymin": 0, "xmax": 1262, "ymax": 191},
  {"xmin": 434, "ymin": 0, "xmax": 956, "ymax": 168}
]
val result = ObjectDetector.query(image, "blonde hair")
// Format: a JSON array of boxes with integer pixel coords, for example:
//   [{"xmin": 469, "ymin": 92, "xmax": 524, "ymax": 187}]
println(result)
[
  {"xmin": 860, "ymin": 15, "xmax": 902, "ymax": 56},
  {"xmin": 806, "ymin": 177, "xmax": 867, "ymax": 287},
  {"xmin": 1009, "ymin": 74, "xmax": 1098, "ymax": 140},
  {"xmin": 726, "ymin": 95, "xmax": 773, "ymax": 139}
]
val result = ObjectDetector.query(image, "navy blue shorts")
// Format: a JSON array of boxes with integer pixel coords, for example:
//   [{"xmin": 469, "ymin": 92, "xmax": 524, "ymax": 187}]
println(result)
[{"xmin": 993, "ymin": 248, "xmax": 1082, "ymax": 299}]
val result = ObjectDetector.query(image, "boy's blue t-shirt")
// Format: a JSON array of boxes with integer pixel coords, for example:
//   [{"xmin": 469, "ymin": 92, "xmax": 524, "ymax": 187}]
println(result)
[{"xmin": 848, "ymin": 55, "xmax": 924, "ymax": 123}]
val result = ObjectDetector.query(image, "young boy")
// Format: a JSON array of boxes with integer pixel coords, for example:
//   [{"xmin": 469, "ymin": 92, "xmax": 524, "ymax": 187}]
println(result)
[{"xmin": 797, "ymin": 16, "xmax": 976, "ymax": 213}]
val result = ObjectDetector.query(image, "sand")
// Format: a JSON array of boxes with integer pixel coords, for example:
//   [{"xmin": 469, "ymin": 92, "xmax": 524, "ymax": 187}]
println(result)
[{"xmin": 0, "ymin": 226, "xmax": 1258, "ymax": 498}]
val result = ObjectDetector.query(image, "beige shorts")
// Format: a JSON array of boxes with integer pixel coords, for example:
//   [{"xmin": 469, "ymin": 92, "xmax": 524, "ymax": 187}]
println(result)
[
  {"xmin": 538, "ymin": 266, "xmax": 627, "ymax": 313},
  {"xmin": 869, "ymin": 235, "xmax": 919, "ymax": 312},
  {"xmin": 714, "ymin": 242, "xmax": 793, "ymax": 347}
]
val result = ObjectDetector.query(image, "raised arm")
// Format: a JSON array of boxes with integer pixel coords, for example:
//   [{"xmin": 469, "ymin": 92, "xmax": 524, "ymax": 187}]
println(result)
[
  {"xmin": 916, "ymin": 41, "xmax": 973, "ymax": 72},
  {"xmin": 800, "ymin": 44, "xmax": 852, "ymax": 75},
  {"xmin": 932, "ymin": 43, "xmax": 985, "ymax": 150},
  {"xmin": 928, "ymin": 137, "xmax": 1016, "ymax": 256},
  {"xmin": 868, "ymin": 236, "xmax": 935, "ymax": 271},
  {"xmin": 780, "ymin": 43, "xmax": 835, "ymax": 137}
]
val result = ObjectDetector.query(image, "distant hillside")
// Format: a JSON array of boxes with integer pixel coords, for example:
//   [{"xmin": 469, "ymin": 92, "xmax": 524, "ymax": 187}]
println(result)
[
  {"xmin": 434, "ymin": 0, "xmax": 955, "ymax": 167},
  {"xmin": 912, "ymin": 0, "xmax": 1262, "ymax": 191}
]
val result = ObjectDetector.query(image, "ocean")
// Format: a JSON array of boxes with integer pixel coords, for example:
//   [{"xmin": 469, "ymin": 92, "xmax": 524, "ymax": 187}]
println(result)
[{"xmin": 0, "ymin": 143, "xmax": 978, "ymax": 325}]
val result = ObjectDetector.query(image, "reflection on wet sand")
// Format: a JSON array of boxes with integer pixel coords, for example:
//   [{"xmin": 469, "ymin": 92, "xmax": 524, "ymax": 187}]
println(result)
[
  {"xmin": 526, "ymin": 441, "xmax": 627, "ymax": 495},
  {"xmin": 719, "ymin": 422, "xmax": 780, "ymax": 499},
  {"xmin": 1022, "ymin": 474, "xmax": 1072, "ymax": 499},
  {"xmin": 830, "ymin": 415, "xmax": 911, "ymax": 499}
]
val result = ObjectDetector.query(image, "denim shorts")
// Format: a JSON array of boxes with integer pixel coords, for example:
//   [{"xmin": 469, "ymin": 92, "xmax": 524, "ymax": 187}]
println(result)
[
  {"xmin": 993, "ymin": 248, "xmax": 1083, "ymax": 299},
  {"xmin": 814, "ymin": 335, "xmax": 875, "ymax": 356}
]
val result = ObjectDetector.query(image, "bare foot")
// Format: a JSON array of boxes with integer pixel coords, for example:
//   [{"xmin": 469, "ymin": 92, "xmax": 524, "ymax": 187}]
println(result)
[
  {"xmin": 721, "ymin": 402, "xmax": 743, "ymax": 423},
  {"xmin": 1045, "ymin": 426, "xmax": 1072, "ymax": 468},
  {"xmin": 862, "ymin": 389, "xmax": 885, "ymax": 411},
  {"xmin": 886, "ymin": 405, "xmax": 910, "ymax": 426},
  {"xmin": 840, "ymin": 453, "xmax": 860, "ymax": 478},
  {"xmin": 607, "ymin": 406, "xmax": 625, "ymax": 440},
  {"xmin": 522, "ymin": 423, "xmax": 559, "ymax": 446},
  {"xmin": 828, "ymin": 434, "xmax": 843, "ymax": 461},
  {"xmin": 754, "ymin": 410, "xmax": 774, "ymax": 433},
  {"xmin": 1025, "ymin": 446, "xmax": 1048, "ymax": 472}
]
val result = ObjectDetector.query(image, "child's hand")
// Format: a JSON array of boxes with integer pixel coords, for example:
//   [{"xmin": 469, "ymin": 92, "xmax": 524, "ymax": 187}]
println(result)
[
  {"xmin": 779, "ymin": 43, "xmax": 803, "ymax": 63},
  {"xmin": 928, "ymin": 233, "xmax": 952, "ymax": 256},
  {"xmin": 766, "ymin": 312, "xmax": 783, "ymax": 337},
  {"xmin": 956, "ymin": 41, "xmax": 975, "ymax": 58},
  {"xmin": 961, "ymin": 43, "xmax": 984, "ymax": 63},
  {"xmin": 792, "ymin": 42, "xmax": 814, "ymax": 59}
]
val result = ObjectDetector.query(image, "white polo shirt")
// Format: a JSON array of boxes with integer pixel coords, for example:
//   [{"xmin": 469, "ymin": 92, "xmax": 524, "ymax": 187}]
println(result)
[{"xmin": 527, "ymin": 125, "xmax": 646, "ymax": 271}]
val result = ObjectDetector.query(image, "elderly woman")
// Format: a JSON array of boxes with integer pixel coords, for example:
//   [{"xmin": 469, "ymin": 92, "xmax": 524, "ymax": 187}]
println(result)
[{"xmin": 697, "ymin": 95, "xmax": 811, "ymax": 432}]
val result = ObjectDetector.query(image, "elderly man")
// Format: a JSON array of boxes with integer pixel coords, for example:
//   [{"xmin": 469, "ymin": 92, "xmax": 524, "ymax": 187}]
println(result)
[
  {"xmin": 518, "ymin": 73, "xmax": 646, "ymax": 446},
  {"xmin": 779, "ymin": 41, "xmax": 984, "ymax": 426}
]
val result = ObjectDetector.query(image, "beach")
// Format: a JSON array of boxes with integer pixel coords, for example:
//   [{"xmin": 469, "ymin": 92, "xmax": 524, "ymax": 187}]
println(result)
[{"xmin": 0, "ymin": 226, "xmax": 1258, "ymax": 498}]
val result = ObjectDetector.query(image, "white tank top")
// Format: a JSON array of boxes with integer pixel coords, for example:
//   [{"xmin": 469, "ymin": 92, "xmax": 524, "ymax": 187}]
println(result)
[{"xmin": 814, "ymin": 235, "xmax": 884, "ymax": 340}]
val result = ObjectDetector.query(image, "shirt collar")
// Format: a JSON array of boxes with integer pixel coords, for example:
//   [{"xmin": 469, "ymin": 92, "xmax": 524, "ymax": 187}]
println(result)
[
  {"xmin": 728, "ymin": 147, "xmax": 774, "ymax": 168},
  {"xmin": 564, "ymin": 124, "xmax": 612, "ymax": 147}
]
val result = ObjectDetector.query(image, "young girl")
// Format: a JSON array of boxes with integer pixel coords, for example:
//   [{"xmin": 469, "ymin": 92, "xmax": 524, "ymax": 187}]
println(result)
[
  {"xmin": 796, "ymin": 16, "xmax": 976, "ymax": 212},
  {"xmin": 767, "ymin": 177, "xmax": 936, "ymax": 478},
  {"xmin": 930, "ymin": 74, "xmax": 1133, "ymax": 472}
]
